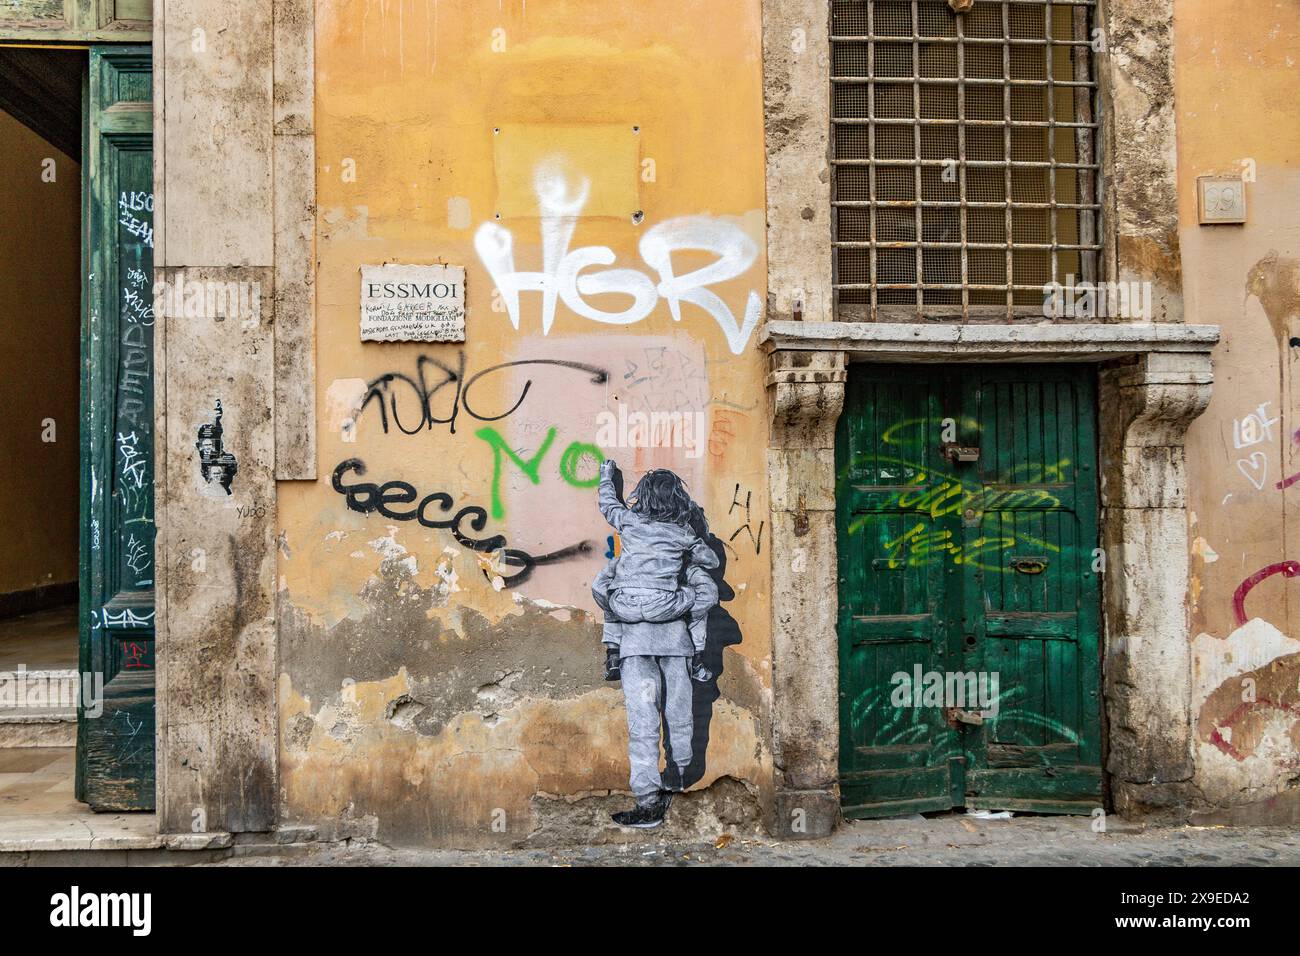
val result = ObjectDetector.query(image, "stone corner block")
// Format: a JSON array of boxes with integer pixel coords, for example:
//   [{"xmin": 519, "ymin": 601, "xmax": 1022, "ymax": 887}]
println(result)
[{"xmin": 770, "ymin": 788, "xmax": 840, "ymax": 840}]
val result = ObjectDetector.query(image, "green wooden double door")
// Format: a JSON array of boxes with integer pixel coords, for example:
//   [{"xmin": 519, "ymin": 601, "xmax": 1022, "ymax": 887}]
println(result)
[
  {"xmin": 836, "ymin": 364, "xmax": 1102, "ymax": 818},
  {"xmin": 76, "ymin": 46, "xmax": 156, "ymax": 811}
]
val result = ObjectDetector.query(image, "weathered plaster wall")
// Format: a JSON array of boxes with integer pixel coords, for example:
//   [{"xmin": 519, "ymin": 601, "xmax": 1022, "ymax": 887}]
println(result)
[
  {"xmin": 1179, "ymin": 1, "xmax": 1300, "ymax": 823},
  {"xmin": 278, "ymin": 0, "xmax": 773, "ymax": 846},
  {"xmin": 0, "ymin": 108, "xmax": 80, "ymax": 598}
]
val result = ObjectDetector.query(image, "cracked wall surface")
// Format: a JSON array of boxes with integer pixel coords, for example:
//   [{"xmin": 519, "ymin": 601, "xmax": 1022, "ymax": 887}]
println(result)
[
  {"xmin": 187, "ymin": 0, "xmax": 1300, "ymax": 839},
  {"xmin": 276, "ymin": 0, "xmax": 773, "ymax": 847}
]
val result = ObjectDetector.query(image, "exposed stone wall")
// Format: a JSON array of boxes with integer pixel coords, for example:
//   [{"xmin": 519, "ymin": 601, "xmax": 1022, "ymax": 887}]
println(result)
[
  {"xmin": 1099, "ymin": 0, "xmax": 1182, "ymax": 322},
  {"xmin": 153, "ymin": 0, "xmax": 299, "ymax": 833},
  {"xmin": 762, "ymin": 0, "xmax": 833, "ymax": 323}
]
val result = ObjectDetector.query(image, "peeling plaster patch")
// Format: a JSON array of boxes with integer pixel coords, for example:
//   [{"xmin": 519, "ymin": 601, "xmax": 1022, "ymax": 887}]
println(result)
[
  {"xmin": 511, "ymin": 591, "xmax": 576, "ymax": 622},
  {"xmin": 319, "ymin": 205, "xmax": 371, "ymax": 240},
  {"xmin": 475, "ymin": 551, "xmax": 507, "ymax": 590},
  {"xmin": 279, "ymin": 562, "xmax": 608, "ymax": 727},
  {"xmin": 476, "ymin": 670, "xmax": 523, "ymax": 726},
  {"xmin": 1193, "ymin": 618, "xmax": 1298, "ymax": 705},
  {"xmin": 1192, "ymin": 536, "xmax": 1219, "ymax": 563},
  {"xmin": 435, "ymin": 547, "xmax": 461, "ymax": 597},
  {"xmin": 1192, "ymin": 620, "xmax": 1300, "ymax": 803},
  {"xmin": 447, "ymin": 196, "xmax": 471, "ymax": 230},
  {"xmin": 325, "ymin": 530, "xmax": 348, "ymax": 543},
  {"xmin": 279, "ymin": 676, "xmax": 768, "ymax": 847},
  {"xmin": 277, "ymin": 560, "xmax": 769, "ymax": 845},
  {"xmin": 716, "ymin": 646, "xmax": 767, "ymax": 720},
  {"xmin": 368, "ymin": 526, "xmax": 417, "ymax": 574},
  {"xmin": 382, "ymin": 697, "xmax": 434, "ymax": 733},
  {"xmin": 366, "ymin": 530, "xmax": 405, "ymax": 561},
  {"xmin": 326, "ymin": 377, "xmax": 368, "ymax": 440}
]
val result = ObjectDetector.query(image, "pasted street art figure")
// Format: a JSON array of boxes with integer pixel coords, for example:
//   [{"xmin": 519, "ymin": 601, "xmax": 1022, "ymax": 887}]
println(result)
[
  {"xmin": 593, "ymin": 459, "xmax": 720, "ymax": 829},
  {"xmin": 196, "ymin": 400, "xmax": 238, "ymax": 496}
]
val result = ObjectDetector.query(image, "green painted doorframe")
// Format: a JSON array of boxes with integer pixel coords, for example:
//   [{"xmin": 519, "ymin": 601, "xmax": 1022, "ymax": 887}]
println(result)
[
  {"xmin": 77, "ymin": 44, "xmax": 155, "ymax": 811},
  {"xmin": 836, "ymin": 363, "xmax": 1102, "ymax": 818}
]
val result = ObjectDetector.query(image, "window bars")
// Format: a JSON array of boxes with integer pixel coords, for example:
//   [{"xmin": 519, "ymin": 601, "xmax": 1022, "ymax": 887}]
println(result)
[{"xmin": 830, "ymin": 0, "xmax": 1101, "ymax": 320}]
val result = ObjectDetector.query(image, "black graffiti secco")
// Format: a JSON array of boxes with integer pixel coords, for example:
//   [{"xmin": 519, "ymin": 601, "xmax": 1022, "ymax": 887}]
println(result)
[{"xmin": 331, "ymin": 458, "xmax": 593, "ymax": 586}]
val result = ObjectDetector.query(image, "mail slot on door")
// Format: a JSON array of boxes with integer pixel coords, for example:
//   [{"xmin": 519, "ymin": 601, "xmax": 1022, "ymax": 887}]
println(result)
[{"xmin": 1010, "ymin": 555, "xmax": 1050, "ymax": 575}]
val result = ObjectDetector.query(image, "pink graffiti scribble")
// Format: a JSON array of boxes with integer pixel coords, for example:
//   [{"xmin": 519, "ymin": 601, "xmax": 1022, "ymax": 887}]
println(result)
[
  {"xmin": 1274, "ymin": 430, "xmax": 1300, "ymax": 489},
  {"xmin": 1207, "ymin": 697, "xmax": 1300, "ymax": 761},
  {"xmin": 1232, "ymin": 561, "xmax": 1300, "ymax": 627}
]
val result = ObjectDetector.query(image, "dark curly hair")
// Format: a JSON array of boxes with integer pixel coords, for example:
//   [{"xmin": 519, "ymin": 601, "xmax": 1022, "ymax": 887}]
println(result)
[{"xmin": 629, "ymin": 469, "xmax": 702, "ymax": 529}]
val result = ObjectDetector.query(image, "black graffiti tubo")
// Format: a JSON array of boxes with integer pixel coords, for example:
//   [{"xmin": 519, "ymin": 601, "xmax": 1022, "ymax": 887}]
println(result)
[
  {"xmin": 360, "ymin": 353, "xmax": 609, "ymax": 436},
  {"xmin": 331, "ymin": 458, "xmax": 594, "ymax": 586}
]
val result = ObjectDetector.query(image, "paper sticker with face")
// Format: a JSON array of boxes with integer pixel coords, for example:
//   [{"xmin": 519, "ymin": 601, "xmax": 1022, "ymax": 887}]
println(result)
[{"xmin": 196, "ymin": 400, "xmax": 238, "ymax": 496}]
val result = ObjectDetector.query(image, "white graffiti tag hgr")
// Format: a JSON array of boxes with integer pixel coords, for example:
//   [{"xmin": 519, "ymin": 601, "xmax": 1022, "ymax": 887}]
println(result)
[{"xmin": 475, "ymin": 160, "xmax": 762, "ymax": 354}]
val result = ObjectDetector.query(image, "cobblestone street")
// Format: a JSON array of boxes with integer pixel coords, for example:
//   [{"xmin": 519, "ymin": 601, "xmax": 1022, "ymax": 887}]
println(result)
[{"xmin": 212, "ymin": 814, "xmax": 1300, "ymax": 867}]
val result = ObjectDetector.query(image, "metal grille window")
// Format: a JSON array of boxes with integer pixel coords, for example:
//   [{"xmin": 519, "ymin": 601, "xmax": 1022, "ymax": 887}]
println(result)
[{"xmin": 831, "ymin": 0, "xmax": 1101, "ymax": 320}]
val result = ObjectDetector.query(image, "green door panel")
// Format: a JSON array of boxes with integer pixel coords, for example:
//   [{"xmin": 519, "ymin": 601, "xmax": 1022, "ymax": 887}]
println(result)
[
  {"xmin": 962, "ymin": 366, "xmax": 1101, "ymax": 812},
  {"xmin": 837, "ymin": 364, "xmax": 1101, "ymax": 818},
  {"xmin": 77, "ymin": 45, "xmax": 155, "ymax": 811},
  {"xmin": 836, "ymin": 370, "xmax": 962, "ymax": 818}
]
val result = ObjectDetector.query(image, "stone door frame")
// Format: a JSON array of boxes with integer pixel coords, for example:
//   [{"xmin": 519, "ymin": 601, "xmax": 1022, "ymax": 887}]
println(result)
[{"xmin": 762, "ymin": 321, "xmax": 1219, "ymax": 837}]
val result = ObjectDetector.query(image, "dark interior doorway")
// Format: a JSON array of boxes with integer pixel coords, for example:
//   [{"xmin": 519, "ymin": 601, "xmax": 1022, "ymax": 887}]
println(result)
[{"xmin": 0, "ymin": 46, "xmax": 85, "ymax": 754}]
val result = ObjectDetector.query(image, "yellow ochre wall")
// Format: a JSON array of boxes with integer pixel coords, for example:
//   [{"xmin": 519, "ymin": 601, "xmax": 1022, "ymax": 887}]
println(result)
[
  {"xmin": 278, "ymin": 0, "xmax": 772, "ymax": 844},
  {"xmin": 0, "ymin": 108, "xmax": 80, "ymax": 602},
  {"xmin": 1179, "ymin": 1, "xmax": 1300, "ymax": 821}
]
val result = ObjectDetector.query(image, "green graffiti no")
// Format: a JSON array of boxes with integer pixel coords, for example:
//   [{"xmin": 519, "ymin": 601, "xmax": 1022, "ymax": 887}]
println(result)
[
  {"xmin": 559, "ymin": 441, "xmax": 604, "ymax": 488},
  {"xmin": 475, "ymin": 426, "xmax": 605, "ymax": 520}
]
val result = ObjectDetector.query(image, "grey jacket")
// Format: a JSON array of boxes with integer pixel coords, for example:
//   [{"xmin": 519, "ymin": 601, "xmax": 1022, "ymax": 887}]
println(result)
[{"xmin": 599, "ymin": 470, "xmax": 719, "ymax": 592}]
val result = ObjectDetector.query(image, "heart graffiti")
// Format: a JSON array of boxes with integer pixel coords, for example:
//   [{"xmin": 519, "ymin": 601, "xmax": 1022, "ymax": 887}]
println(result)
[{"xmin": 1237, "ymin": 452, "xmax": 1268, "ymax": 490}]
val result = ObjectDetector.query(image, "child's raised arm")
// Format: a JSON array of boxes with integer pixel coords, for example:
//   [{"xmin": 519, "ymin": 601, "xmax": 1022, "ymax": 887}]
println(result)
[{"xmin": 598, "ymin": 459, "xmax": 630, "ymax": 530}]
